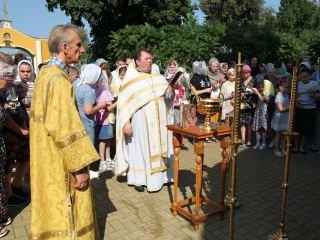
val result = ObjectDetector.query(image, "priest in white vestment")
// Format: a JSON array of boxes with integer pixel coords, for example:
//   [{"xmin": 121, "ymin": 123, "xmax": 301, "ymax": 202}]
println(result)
[{"xmin": 115, "ymin": 49, "xmax": 174, "ymax": 192}]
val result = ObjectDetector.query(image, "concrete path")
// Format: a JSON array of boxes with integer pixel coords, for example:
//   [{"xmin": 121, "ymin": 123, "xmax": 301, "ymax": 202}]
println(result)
[{"xmin": 5, "ymin": 139, "xmax": 320, "ymax": 239}]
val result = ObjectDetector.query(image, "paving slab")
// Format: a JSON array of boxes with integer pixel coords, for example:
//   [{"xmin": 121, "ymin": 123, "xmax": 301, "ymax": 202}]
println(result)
[{"xmin": 7, "ymin": 138, "xmax": 320, "ymax": 239}]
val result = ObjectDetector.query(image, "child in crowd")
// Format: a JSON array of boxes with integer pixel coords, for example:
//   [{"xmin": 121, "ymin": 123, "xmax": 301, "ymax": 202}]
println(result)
[
  {"xmin": 109, "ymin": 66, "xmax": 127, "ymax": 125},
  {"xmin": 252, "ymin": 81, "xmax": 270, "ymax": 150},
  {"xmin": 108, "ymin": 66, "xmax": 127, "ymax": 163},
  {"xmin": 271, "ymin": 82, "xmax": 290, "ymax": 157},
  {"xmin": 110, "ymin": 66, "xmax": 126, "ymax": 98},
  {"xmin": 220, "ymin": 62, "xmax": 228, "ymax": 81},
  {"xmin": 95, "ymin": 71, "xmax": 118, "ymax": 173},
  {"xmin": 293, "ymin": 68, "xmax": 320, "ymax": 153},
  {"xmin": 220, "ymin": 68, "xmax": 235, "ymax": 123}
]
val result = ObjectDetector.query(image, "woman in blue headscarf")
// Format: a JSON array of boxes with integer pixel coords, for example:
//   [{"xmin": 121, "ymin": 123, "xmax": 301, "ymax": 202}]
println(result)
[{"xmin": 273, "ymin": 61, "xmax": 292, "ymax": 91}]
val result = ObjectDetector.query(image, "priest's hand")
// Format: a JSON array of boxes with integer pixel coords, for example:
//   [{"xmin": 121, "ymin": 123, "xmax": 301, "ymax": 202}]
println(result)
[
  {"xmin": 123, "ymin": 122, "xmax": 133, "ymax": 136},
  {"xmin": 74, "ymin": 170, "xmax": 89, "ymax": 190}
]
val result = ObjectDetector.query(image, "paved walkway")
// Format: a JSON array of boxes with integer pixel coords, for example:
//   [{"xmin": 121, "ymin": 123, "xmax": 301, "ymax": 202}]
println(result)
[{"xmin": 5, "ymin": 138, "xmax": 320, "ymax": 239}]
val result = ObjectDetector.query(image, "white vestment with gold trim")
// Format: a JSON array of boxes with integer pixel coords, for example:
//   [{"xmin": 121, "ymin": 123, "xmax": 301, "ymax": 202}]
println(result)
[{"xmin": 115, "ymin": 62, "xmax": 174, "ymax": 192}]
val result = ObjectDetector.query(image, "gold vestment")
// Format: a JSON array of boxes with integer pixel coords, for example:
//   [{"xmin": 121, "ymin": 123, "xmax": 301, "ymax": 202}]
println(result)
[{"xmin": 29, "ymin": 66, "xmax": 99, "ymax": 240}]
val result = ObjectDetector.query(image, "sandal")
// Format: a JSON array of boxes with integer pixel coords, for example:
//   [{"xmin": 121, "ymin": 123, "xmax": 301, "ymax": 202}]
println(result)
[
  {"xmin": 0, "ymin": 218, "xmax": 12, "ymax": 227},
  {"xmin": 180, "ymin": 146, "xmax": 189, "ymax": 151},
  {"xmin": 211, "ymin": 137, "xmax": 219, "ymax": 143},
  {"xmin": 0, "ymin": 227, "xmax": 8, "ymax": 238}
]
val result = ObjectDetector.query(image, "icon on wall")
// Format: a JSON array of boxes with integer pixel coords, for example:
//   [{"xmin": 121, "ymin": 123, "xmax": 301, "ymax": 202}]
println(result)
[{"xmin": 3, "ymin": 33, "xmax": 11, "ymax": 40}]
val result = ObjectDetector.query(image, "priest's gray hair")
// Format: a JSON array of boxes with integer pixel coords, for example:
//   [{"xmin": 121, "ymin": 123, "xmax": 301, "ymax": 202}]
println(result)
[{"xmin": 48, "ymin": 24, "xmax": 78, "ymax": 56}]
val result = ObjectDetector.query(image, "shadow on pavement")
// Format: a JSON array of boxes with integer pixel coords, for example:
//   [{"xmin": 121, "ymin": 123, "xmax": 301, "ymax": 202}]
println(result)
[
  {"xmin": 91, "ymin": 169, "xmax": 116, "ymax": 240},
  {"xmin": 199, "ymin": 144, "xmax": 320, "ymax": 239}
]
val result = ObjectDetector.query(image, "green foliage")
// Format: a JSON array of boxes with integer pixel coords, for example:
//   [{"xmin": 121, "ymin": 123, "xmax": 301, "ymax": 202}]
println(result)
[
  {"xmin": 45, "ymin": 0, "xmax": 320, "ymax": 66},
  {"xmin": 273, "ymin": 30, "xmax": 319, "ymax": 62},
  {"xmin": 77, "ymin": 27, "xmax": 91, "ymax": 63},
  {"xmin": 218, "ymin": 22, "xmax": 280, "ymax": 63},
  {"xmin": 276, "ymin": 32, "xmax": 301, "ymax": 60},
  {"xmin": 199, "ymin": 0, "xmax": 264, "ymax": 24},
  {"xmin": 45, "ymin": 0, "xmax": 194, "ymax": 59},
  {"xmin": 108, "ymin": 21, "xmax": 225, "ymax": 71},
  {"xmin": 258, "ymin": 7, "xmax": 277, "ymax": 27},
  {"xmin": 306, "ymin": 30, "xmax": 320, "ymax": 62},
  {"xmin": 277, "ymin": 0, "xmax": 319, "ymax": 37}
]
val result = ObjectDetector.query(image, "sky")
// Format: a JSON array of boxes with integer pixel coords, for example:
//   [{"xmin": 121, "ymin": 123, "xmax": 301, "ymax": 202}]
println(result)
[{"xmin": 3, "ymin": 0, "xmax": 280, "ymax": 40}]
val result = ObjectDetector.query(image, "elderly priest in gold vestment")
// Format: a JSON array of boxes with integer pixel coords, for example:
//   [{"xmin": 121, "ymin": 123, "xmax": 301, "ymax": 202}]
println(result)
[{"xmin": 29, "ymin": 25, "xmax": 99, "ymax": 240}]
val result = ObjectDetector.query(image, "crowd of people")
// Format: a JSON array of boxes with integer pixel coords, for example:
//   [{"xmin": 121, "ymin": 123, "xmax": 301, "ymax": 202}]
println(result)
[
  {"xmin": 0, "ymin": 23, "xmax": 319, "ymax": 238},
  {"xmin": 181, "ymin": 57, "xmax": 320, "ymax": 157}
]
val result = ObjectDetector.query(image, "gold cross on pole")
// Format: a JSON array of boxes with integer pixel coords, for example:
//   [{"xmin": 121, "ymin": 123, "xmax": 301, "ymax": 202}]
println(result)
[{"xmin": 3, "ymin": 0, "xmax": 8, "ymax": 20}]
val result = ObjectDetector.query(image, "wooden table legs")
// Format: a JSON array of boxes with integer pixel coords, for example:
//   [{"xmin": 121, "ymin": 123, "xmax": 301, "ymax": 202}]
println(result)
[
  {"xmin": 172, "ymin": 133, "xmax": 180, "ymax": 216},
  {"xmin": 220, "ymin": 134, "xmax": 230, "ymax": 220},
  {"xmin": 171, "ymin": 133, "xmax": 226, "ymax": 230},
  {"xmin": 193, "ymin": 139, "xmax": 205, "ymax": 230}
]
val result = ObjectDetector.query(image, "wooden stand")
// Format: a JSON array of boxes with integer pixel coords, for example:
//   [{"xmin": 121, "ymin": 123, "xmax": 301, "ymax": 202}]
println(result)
[{"xmin": 167, "ymin": 124, "xmax": 232, "ymax": 230}]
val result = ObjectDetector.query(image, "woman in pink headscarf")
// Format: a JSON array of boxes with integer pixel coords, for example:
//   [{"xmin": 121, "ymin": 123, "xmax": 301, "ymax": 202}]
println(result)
[{"xmin": 240, "ymin": 65, "xmax": 258, "ymax": 147}]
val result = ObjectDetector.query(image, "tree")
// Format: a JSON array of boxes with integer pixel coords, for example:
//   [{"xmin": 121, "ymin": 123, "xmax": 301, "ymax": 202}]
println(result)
[
  {"xmin": 199, "ymin": 0, "xmax": 264, "ymax": 24},
  {"xmin": 276, "ymin": 32, "xmax": 301, "ymax": 61},
  {"xmin": 306, "ymin": 30, "xmax": 320, "ymax": 62},
  {"xmin": 258, "ymin": 7, "xmax": 277, "ymax": 27},
  {"xmin": 107, "ymin": 20, "xmax": 225, "ymax": 71},
  {"xmin": 45, "ymin": 0, "xmax": 194, "ymax": 58},
  {"xmin": 77, "ymin": 27, "xmax": 91, "ymax": 64},
  {"xmin": 277, "ymin": 0, "xmax": 319, "ymax": 37},
  {"xmin": 219, "ymin": 22, "xmax": 280, "ymax": 62}
]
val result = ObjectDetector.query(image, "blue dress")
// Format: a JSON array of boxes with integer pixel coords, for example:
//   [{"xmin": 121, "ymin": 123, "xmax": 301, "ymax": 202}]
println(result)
[{"xmin": 271, "ymin": 93, "xmax": 289, "ymax": 131}]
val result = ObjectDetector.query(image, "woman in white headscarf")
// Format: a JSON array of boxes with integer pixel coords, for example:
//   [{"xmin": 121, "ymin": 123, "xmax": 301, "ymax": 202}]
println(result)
[
  {"xmin": 164, "ymin": 60, "xmax": 179, "ymax": 81},
  {"xmin": 190, "ymin": 61, "xmax": 212, "ymax": 100},
  {"xmin": 4, "ymin": 60, "xmax": 34, "ymax": 201},
  {"xmin": 13, "ymin": 60, "xmax": 35, "ymax": 117},
  {"xmin": 0, "ymin": 59, "xmax": 29, "ymax": 235},
  {"xmin": 299, "ymin": 61, "xmax": 311, "ymax": 71},
  {"xmin": 74, "ymin": 64, "xmax": 107, "ymax": 144},
  {"xmin": 165, "ymin": 60, "xmax": 190, "ymax": 150}
]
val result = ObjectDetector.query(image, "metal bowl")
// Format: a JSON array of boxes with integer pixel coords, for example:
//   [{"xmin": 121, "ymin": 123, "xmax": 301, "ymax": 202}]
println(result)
[
  {"xmin": 198, "ymin": 98, "xmax": 221, "ymax": 114},
  {"xmin": 230, "ymin": 100, "xmax": 247, "ymax": 110}
]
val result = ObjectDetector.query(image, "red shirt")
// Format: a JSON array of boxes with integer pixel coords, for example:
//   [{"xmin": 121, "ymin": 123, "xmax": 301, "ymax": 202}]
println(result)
[{"xmin": 174, "ymin": 86, "xmax": 184, "ymax": 106}]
